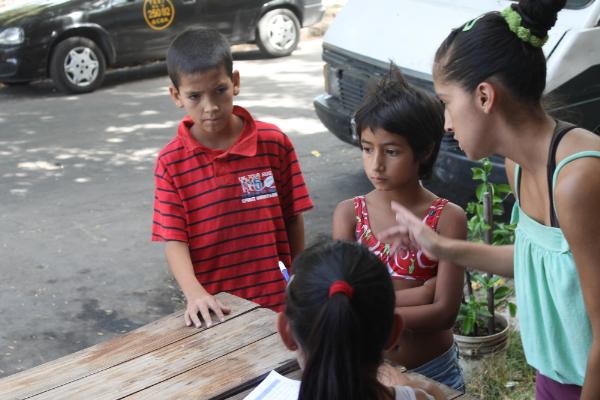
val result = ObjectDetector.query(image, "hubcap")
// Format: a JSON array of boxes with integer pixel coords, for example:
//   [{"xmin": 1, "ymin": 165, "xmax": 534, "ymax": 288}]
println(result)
[
  {"xmin": 266, "ymin": 14, "xmax": 296, "ymax": 51},
  {"xmin": 63, "ymin": 46, "xmax": 99, "ymax": 87}
]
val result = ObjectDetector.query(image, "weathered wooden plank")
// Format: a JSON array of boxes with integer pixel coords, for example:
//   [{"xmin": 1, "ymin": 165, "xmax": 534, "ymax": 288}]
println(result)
[
  {"xmin": 28, "ymin": 307, "xmax": 277, "ymax": 400},
  {"xmin": 124, "ymin": 333, "xmax": 296, "ymax": 400},
  {"xmin": 0, "ymin": 293, "xmax": 258, "ymax": 400}
]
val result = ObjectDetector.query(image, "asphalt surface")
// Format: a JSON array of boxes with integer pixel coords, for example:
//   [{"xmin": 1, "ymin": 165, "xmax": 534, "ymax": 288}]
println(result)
[{"xmin": 0, "ymin": 38, "xmax": 376, "ymax": 378}]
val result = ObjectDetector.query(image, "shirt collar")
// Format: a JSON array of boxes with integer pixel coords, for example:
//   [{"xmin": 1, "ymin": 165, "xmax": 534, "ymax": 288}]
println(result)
[{"xmin": 177, "ymin": 105, "xmax": 257, "ymax": 158}]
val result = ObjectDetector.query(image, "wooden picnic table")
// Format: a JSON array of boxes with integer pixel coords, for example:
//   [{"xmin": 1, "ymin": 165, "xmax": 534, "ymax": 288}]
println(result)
[{"xmin": 0, "ymin": 293, "xmax": 477, "ymax": 400}]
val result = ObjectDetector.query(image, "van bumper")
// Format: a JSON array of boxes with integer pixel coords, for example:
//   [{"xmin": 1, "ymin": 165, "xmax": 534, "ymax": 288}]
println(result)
[{"xmin": 313, "ymin": 93, "xmax": 356, "ymax": 144}]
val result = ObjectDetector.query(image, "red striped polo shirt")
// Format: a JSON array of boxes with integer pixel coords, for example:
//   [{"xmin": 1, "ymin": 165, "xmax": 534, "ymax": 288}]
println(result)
[{"xmin": 152, "ymin": 106, "xmax": 313, "ymax": 311}]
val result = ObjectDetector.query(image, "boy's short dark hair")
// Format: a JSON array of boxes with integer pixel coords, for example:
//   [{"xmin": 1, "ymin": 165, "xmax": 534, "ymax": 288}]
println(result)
[
  {"xmin": 354, "ymin": 65, "xmax": 444, "ymax": 180},
  {"xmin": 167, "ymin": 28, "xmax": 233, "ymax": 88}
]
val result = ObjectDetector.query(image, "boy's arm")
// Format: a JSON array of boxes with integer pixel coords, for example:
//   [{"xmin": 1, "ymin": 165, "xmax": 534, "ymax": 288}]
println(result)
[
  {"xmin": 332, "ymin": 199, "xmax": 356, "ymax": 241},
  {"xmin": 395, "ymin": 203, "xmax": 466, "ymax": 331},
  {"xmin": 285, "ymin": 214, "xmax": 304, "ymax": 261},
  {"xmin": 165, "ymin": 241, "xmax": 230, "ymax": 328}
]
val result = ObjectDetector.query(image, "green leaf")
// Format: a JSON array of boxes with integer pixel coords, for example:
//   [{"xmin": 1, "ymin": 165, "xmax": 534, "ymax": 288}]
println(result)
[
  {"xmin": 462, "ymin": 317, "xmax": 475, "ymax": 335},
  {"xmin": 482, "ymin": 158, "xmax": 492, "ymax": 174},
  {"xmin": 472, "ymin": 167, "xmax": 485, "ymax": 181},
  {"xmin": 494, "ymin": 286, "xmax": 510, "ymax": 299},
  {"xmin": 495, "ymin": 183, "xmax": 512, "ymax": 194},
  {"xmin": 509, "ymin": 302, "xmax": 517, "ymax": 317},
  {"xmin": 488, "ymin": 275, "xmax": 501, "ymax": 286},
  {"xmin": 478, "ymin": 308, "xmax": 493, "ymax": 318}
]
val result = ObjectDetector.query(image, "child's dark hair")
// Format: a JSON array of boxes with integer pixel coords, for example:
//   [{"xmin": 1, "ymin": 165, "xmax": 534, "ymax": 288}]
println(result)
[
  {"xmin": 166, "ymin": 28, "xmax": 233, "ymax": 88},
  {"xmin": 354, "ymin": 65, "xmax": 444, "ymax": 180},
  {"xmin": 285, "ymin": 240, "xmax": 395, "ymax": 400},
  {"xmin": 434, "ymin": 0, "xmax": 566, "ymax": 103}
]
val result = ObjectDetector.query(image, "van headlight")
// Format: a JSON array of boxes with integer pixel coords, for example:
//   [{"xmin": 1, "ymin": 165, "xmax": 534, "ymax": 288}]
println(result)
[
  {"xmin": 323, "ymin": 64, "xmax": 342, "ymax": 98},
  {"xmin": 0, "ymin": 27, "xmax": 25, "ymax": 45}
]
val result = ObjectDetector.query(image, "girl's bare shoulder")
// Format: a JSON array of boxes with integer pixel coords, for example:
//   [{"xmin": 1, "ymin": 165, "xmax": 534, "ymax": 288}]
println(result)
[
  {"xmin": 333, "ymin": 198, "xmax": 355, "ymax": 217},
  {"xmin": 436, "ymin": 200, "xmax": 467, "ymax": 239}
]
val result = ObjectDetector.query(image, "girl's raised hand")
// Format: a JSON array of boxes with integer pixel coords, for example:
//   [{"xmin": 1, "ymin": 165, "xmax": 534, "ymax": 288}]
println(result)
[{"xmin": 380, "ymin": 201, "xmax": 441, "ymax": 260}]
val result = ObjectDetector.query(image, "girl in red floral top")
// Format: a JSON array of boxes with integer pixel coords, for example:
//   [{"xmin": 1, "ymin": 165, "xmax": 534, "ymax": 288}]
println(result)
[{"xmin": 333, "ymin": 66, "xmax": 467, "ymax": 391}]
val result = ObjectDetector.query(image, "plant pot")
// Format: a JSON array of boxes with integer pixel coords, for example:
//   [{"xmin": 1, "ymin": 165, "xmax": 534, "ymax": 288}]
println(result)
[{"xmin": 454, "ymin": 314, "xmax": 510, "ymax": 359}]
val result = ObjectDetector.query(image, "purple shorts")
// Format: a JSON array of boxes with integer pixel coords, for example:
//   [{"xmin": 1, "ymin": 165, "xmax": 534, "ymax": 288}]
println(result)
[{"xmin": 536, "ymin": 372, "xmax": 582, "ymax": 400}]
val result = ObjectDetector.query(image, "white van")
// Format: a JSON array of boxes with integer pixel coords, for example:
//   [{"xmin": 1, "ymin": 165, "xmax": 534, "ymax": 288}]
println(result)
[{"xmin": 313, "ymin": 0, "xmax": 600, "ymax": 205}]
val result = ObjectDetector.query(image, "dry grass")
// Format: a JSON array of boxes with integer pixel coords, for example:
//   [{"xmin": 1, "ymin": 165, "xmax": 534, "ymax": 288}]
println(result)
[{"xmin": 464, "ymin": 331, "xmax": 535, "ymax": 399}]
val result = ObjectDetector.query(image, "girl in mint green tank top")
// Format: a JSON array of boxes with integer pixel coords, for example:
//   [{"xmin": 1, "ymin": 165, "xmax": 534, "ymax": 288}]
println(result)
[{"xmin": 378, "ymin": 1, "xmax": 600, "ymax": 398}]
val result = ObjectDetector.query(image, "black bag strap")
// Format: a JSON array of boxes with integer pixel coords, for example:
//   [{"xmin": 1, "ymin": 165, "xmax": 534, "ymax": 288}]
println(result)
[{"xmin": 547, "ymin": 120, "xmax": 577, "ymax": 228}]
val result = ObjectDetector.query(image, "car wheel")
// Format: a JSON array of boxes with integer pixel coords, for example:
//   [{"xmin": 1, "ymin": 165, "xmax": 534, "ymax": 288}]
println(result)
[
  {"xmin": 50, "ymin": 37, "xmax": 106, "ymax": 94},
  {"xmin": 256, "ymin": 8, "xmax": 300, "ymax": 57}
]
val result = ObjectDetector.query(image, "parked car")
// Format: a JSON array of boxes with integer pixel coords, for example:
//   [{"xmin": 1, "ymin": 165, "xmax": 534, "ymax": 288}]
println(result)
[
  {"xmin": 0, "ymin": 0, "xmax": 324, "ymax": 93},
  {"xmin": 313, "ymin": 0, "xmax": 600, "ymax": 207}
]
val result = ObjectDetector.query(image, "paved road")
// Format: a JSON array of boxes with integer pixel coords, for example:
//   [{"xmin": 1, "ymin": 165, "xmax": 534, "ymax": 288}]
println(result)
[{"xmin": 0, "ymin": 38, "xmax": 373, "ymax": 377}]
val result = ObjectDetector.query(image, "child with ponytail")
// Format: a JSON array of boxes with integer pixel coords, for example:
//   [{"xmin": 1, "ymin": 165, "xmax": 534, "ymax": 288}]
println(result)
[{"xmin": 277, "ymin": 240, "xmax": 443, "ymax": 400}]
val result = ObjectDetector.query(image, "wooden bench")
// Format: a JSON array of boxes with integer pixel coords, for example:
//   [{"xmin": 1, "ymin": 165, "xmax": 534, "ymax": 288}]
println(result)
[{"xmin": 0, "ymin": 293, "xmax": 476, "ymax": 399}]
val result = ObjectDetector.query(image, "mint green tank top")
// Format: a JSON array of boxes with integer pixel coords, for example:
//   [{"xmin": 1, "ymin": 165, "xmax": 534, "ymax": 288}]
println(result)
[{"xmin": 511, "ymin": 151, "xmax": 600, "ymax": 385}]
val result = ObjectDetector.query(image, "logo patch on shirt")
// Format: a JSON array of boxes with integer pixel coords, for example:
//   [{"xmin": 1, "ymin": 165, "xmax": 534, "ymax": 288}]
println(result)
[{"xmin": 239, "ymin": 170, "xmax": 278, "ymax": 203}]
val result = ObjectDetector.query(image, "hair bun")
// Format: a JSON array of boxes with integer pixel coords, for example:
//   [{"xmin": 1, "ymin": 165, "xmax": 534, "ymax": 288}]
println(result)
[{"xmin": 517, "ymin": 0, "xmax": 566, "ymax": 35}]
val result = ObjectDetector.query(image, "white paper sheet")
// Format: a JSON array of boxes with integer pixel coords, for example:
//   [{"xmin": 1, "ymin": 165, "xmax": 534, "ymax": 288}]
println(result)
[{"xmin": 243, "ymin": 370, "xmax": 300, "ymax": 400}]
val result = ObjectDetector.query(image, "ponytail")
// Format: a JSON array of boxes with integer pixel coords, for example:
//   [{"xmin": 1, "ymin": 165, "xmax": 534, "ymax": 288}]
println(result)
[
  {"xmin": 299, "ymin": 290, "xmax": 377, "ymax": 400},
  {"xmin": 285, "ymin": 241, "xmax": 395, "ymax": 400}
]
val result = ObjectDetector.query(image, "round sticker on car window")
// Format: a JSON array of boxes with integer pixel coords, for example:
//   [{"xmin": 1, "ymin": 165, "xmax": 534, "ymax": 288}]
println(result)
[{"xmin": 143, "ymin": 0, "xmax": 175, "ymax": 31}]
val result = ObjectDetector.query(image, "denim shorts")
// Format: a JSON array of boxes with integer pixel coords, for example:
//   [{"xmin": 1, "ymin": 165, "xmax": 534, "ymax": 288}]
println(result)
[{"xmin": 409, "ymin": 342, "xmax": 465, "ymax": 392}]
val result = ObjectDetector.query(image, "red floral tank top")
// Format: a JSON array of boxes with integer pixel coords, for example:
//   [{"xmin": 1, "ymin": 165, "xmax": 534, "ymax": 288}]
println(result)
[{"xmin": 354, "ymin": 196, "xmax": 448, "ymax": 281}]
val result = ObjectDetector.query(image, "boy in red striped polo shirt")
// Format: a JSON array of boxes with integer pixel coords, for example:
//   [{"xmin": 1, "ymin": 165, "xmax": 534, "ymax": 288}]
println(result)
[{"xmin": 152, "ymin": 29, "xmax": 313, "ymax": 328}]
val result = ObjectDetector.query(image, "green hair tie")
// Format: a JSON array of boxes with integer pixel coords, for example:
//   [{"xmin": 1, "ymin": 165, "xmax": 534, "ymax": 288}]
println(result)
[{"xmin": 501, "ymin": 7, "xmax": 548, "ymax": 48}]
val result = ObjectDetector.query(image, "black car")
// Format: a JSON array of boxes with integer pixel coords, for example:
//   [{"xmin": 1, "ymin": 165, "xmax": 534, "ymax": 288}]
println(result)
[{"xmin": 0, "ymin": 0, "xmax": 324, "ymax": 93}]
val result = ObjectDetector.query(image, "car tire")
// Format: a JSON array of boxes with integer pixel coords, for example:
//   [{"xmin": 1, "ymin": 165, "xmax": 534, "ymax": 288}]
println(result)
[
  {"xmin": 256, "ymin": 8, "xmax": 300, "ymax": 57},
  {"xmin": 50, "ymin": 37, "xmax": 106, "ymax": 94}
]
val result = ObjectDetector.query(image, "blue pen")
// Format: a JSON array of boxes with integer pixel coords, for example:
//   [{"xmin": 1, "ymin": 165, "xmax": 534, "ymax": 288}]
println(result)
[{"xmin": 278, "ymin": 261, "xmax": 290, "ymax": 282}]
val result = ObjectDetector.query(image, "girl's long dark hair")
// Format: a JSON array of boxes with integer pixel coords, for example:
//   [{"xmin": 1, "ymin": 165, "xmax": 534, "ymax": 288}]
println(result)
[
  {"xmin": 285, "ymin": 240, "xmax": 395, "ymax": 400},
  {"xmin": 434, "ymin": 0, "xmax": 566, "ymax": 103}
]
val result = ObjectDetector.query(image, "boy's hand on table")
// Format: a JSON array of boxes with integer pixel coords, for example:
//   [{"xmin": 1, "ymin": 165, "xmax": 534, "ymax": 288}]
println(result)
[{"xmin": 184, "ymin": 287, "xmax": 231, "ymax": 328}]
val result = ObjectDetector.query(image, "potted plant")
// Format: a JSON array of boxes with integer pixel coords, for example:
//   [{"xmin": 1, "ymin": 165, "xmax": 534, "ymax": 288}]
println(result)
[{"xmin": 454, "ymin": 158, "xmax": 516, "ymax": 358}]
